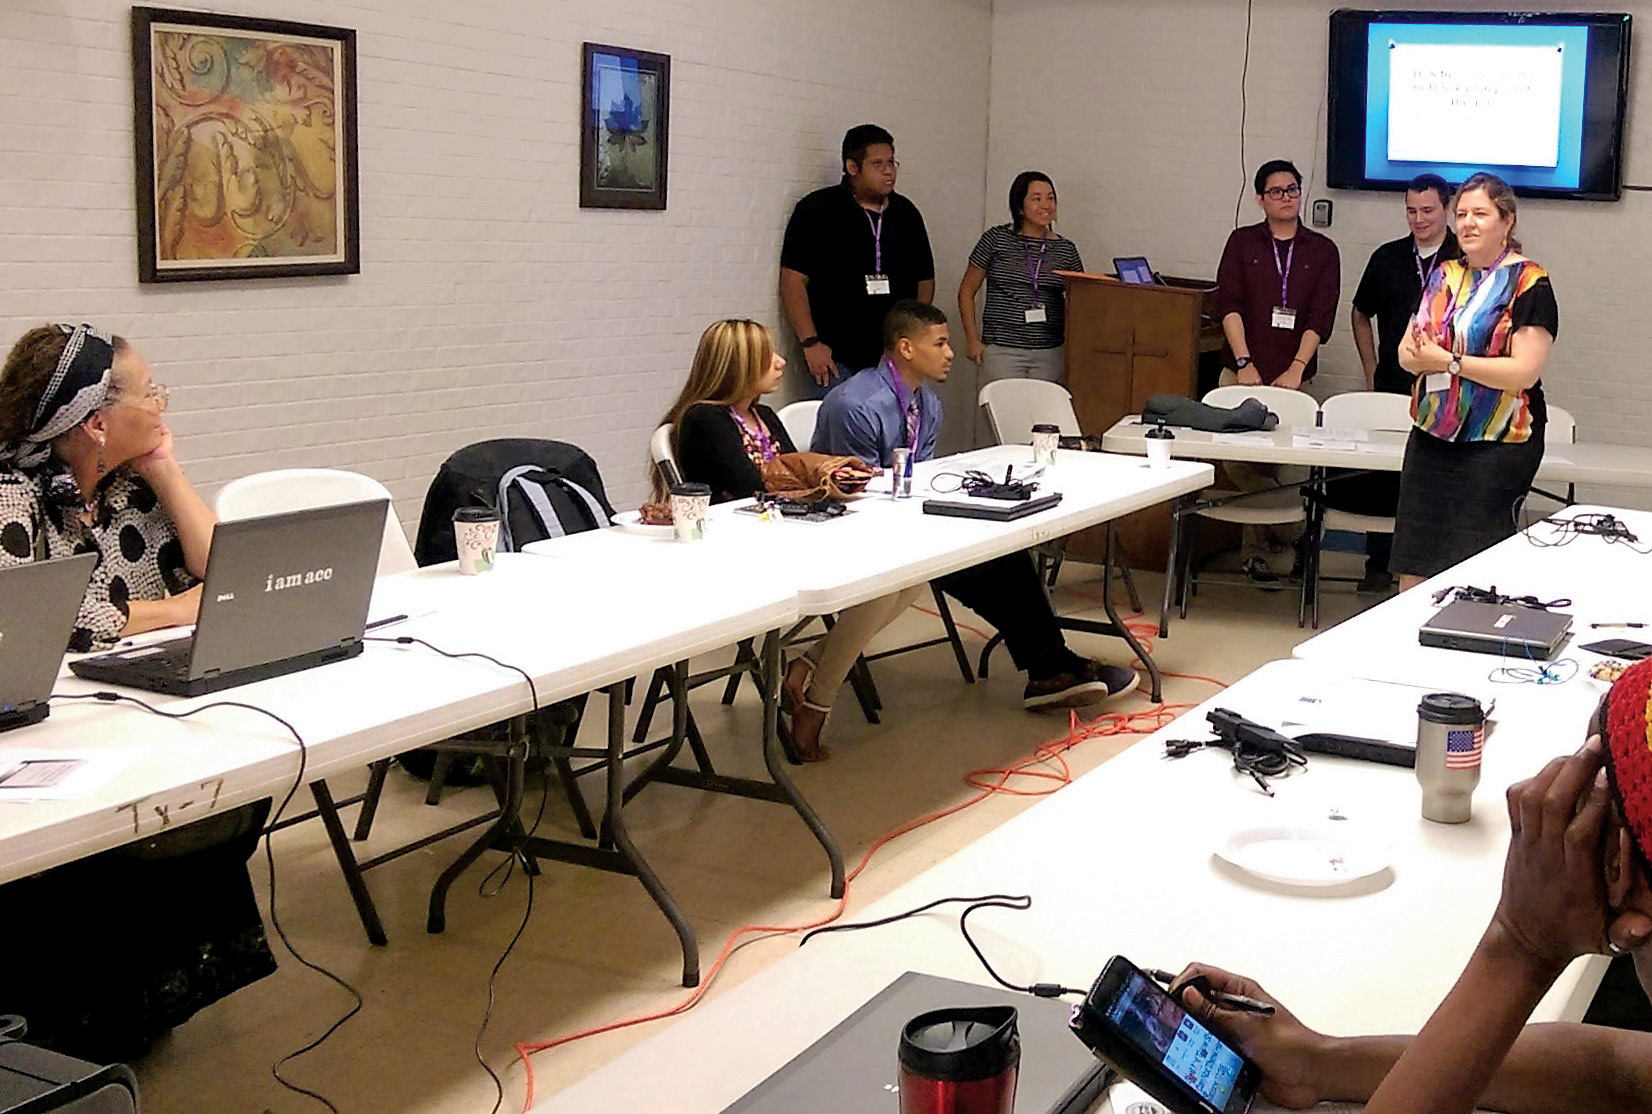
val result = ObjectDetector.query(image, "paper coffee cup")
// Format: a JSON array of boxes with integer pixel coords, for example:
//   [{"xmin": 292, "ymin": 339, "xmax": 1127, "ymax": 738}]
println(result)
[
  {"xmin": 669, "ymin": 483, "xmax": 711, "ymax": 542},
  {"xmin": 452, "ymin": 506, "xmax": 501, "ymax": 575},
  {"xmin": 1031, "ymin": 423, "xmax": 1060, "ymax": 468},
  {"xmin": 1145, "ymin": 424, "xmax": 1175, "ymax": 469}
]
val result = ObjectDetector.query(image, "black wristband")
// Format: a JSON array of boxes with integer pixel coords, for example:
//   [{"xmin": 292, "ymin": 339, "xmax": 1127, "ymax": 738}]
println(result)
[
  {"xmin": 1234, "ymin": 356, "xmax": 1252, "ymax": 370},
  {"xmin": 800, "ymin": 335, "xmax": 822, "ymax": 348}
]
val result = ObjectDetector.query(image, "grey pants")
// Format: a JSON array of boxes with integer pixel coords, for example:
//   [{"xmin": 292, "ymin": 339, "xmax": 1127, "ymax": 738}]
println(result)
[
  {"xmin": 977, "ymin": 345, "xmax": 1064, "ymax": 443},
  {"xmin": 1216, "ymin": 367, "xmax": 1307, "ymax": 567}
]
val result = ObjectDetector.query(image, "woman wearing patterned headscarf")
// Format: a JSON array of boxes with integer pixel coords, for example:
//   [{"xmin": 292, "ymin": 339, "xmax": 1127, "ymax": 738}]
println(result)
[
  {"xmin": 0, "ymin": 324, "xmax": 216, "ymax": 650},
  {"xmin": 1163, "ymin": 673, "xmax": 1652, "ymax": 1112},
  {"xmin": 0, "ymin": 325, "xmax": 275, "ymax": 1061}
]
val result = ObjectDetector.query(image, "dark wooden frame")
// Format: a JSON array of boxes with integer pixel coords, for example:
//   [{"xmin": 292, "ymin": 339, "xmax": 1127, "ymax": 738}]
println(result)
[
  {"xmin": 131, "ymin": 6, "xmax": 360, "ymax": 282},
  {"xmin": 579, "ymin": 42, "xmax": 670, "ymax": 210}
]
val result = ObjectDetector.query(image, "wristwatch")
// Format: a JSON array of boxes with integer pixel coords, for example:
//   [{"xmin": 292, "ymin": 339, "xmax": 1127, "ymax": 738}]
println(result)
[
  {"xmin": 800, "ymin": 335, "xmax": 822, "ymax": 349},
  {"xmin": 1447, "ymin": 356, "xmax": 1462, "ymax": 376},
  {"xmin": 1234, "ymin": 356, "xmax": 1253, "ymax": 370}
]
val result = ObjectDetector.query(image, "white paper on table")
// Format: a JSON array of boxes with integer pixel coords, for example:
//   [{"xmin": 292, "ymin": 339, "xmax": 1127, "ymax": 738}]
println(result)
[
  {"xmin": 1210, "ymin": 432, "xmax": 1279, "ymax": 446},
  {"xmin": 1293, "ymin": 435, "xmax": 1358, "ymax": 451},
  {"xmin": 0, "ymin": 749, "xmax": 135, "ymax": 802},
  {"xmin": 1357, "ymin": 441, "xmax": 1405, "ymax": 454},
  {"xmin": 1291, "ymin": 425, "xmax": 1370, "ymax": 443}
]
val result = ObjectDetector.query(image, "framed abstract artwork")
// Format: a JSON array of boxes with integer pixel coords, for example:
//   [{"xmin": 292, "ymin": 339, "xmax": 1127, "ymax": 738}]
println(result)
[
  {"xmin": 580, "ymin": 42, "xmax": 670, "ymax": 210},
  {"xmin": 130, "ymin": 7, "xmax": 360, "ymax": 282}
]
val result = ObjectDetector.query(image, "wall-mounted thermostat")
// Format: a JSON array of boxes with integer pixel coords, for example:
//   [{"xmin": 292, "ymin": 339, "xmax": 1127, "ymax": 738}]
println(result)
[{"xmin": 1310, "ymin": 199, "xmax": 1334, "ymax": 227}]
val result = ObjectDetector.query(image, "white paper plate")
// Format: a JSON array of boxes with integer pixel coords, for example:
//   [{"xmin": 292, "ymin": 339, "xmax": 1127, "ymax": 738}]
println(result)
[
  {"xmin": 1215, "ymin": 824, "xmax": 1388, "ymax": 888},
  {"xmin": 612, "ymin": 510, "xmax": 676, "ymax": 538}
]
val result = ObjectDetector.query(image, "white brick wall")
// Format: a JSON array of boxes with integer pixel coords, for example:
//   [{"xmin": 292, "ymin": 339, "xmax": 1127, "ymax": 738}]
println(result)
[
  {"xmin": 988, "ymin": 0, "xmax": 1652, "ymax": 507},
  {"xmin": 0, "ymin": 0, "xmax": 991, "ymax": 523}
]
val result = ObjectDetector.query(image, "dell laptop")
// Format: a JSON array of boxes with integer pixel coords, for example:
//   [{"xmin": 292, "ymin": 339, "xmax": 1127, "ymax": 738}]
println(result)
[
  {"xmin": 1418, "ymin": 599, "xmax": 1573, "ymax": 660},
  {"xmin": 1113, "ymin": 256, "xmax": 1157, "ymax": 285},
  {"xmin": 721, "ymin": 971, "xmax": 1111, "ymax": 1114},
  {"xmin": 0, "ymin": 553, "xmax": 97, "ymax": 731},
  {"xmin": 70, "ymin": 500, "xmax": 387, "ymax": 697}
]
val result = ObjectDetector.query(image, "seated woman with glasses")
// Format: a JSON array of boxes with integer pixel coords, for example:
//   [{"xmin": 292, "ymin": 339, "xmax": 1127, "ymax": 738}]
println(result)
[
  {"xmin": 0, "ymin": 323, "xmax": 214, "ymax": 650},
  {"xmin": 655, "ymin": 319, "xmax": 913, "ymax": 762},
  {"xmin": 0, "ymin": 324, "xmax": 276, "ymax": 1062}
]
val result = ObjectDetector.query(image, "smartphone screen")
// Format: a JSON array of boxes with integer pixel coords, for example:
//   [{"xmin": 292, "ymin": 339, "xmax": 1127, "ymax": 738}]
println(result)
[{"xmin": 1100, "ymin": 969, "xmax": 1247, "ymax": 1110}]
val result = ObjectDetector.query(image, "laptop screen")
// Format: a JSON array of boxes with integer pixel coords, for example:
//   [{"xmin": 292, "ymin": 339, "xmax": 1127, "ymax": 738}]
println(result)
[{"xmin": 1113, "ymin": 257, "xmax": 1155, "ymax": 285}]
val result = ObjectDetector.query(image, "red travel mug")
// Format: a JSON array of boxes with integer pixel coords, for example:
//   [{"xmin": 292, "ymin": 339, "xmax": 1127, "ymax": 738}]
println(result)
[{"xmin": 897, "ymin": 1005, "xmax": 1020, "ymax": 1114}]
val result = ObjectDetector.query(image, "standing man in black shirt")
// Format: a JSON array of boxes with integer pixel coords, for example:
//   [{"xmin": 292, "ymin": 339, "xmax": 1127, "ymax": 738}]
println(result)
[
  {"xmin": 1337, "ymin": 173, "xmax": 1458, "ymax": 593},
  {"xmin": 780, "ymin": 124, "xmax": 936, "ymax": 397}
]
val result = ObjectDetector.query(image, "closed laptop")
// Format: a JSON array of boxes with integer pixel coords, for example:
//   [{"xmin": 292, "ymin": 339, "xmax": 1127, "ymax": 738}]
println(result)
[{"xmin": 1418, "ymin": 599, "xmax": 1572, "ymax": 660}]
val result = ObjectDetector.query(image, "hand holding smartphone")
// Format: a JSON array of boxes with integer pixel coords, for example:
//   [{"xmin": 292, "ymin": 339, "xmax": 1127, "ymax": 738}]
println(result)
[{"xmin": 1068, "ymin": 955, "xmax": 1261, "ymax": 1114}]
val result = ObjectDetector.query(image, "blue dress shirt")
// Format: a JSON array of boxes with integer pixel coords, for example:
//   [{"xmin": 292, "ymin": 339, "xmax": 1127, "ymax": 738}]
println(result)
[{"xmin": 810, "ymin": 361, "xmax": 943, "ymax": 468}]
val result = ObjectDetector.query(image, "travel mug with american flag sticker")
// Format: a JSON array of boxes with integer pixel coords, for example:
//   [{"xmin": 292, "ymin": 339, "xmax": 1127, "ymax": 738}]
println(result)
[{"xmin": 1417, "ymin": 692, "xmax": 1488, "ymax": 823}]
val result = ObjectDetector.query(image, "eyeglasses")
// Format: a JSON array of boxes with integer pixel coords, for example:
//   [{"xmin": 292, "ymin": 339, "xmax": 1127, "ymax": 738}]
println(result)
[
  {"xmin": 862, "ymin": 158, "xmax": 900, "ymax": 172},
  {"xmin": 109, "ymin": 382, "xmax": 170, "ymax": 409},
  {"xmin": 1262, "ymin": 184, "xmax": 1302, "ymax": 200}
]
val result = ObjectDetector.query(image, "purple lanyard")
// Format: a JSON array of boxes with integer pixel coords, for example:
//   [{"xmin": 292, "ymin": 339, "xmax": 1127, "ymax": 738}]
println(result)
[
  {"xmin": 1025, "ymin": 234, "xmax": 1050, "ymax": 308},
  {"xmin": 1441, "ymin": 250, "xmax": 1509, "ymax": 339},
  {"xmin": 881, "ymin": 358, "xmax": 920, "ymax": 450},
  {"xmin": 729, "ymin": 407, "xmax": 777, "ymax": 462},
  {"xmin": 1271, "ymin": 236, "xmax": 1296, "ymax": 306},
  {"xmin": 866, "ymin": 203, "xmax": 886, "ymax": 273}
]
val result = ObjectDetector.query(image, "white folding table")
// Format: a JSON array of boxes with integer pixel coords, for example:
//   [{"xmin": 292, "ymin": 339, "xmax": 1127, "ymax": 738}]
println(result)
[
  {"xmin": 534, "ymin": 658, "xmax": 1605, "ymax": 1113},
  {"xmin": 2, "ymin": 553, "xmax": 805, "ymax": 986}
]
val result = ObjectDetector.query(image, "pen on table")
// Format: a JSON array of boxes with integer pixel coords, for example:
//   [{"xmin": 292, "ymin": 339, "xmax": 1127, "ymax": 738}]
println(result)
[
  {"xmin": 1143, "ymin": 969, "xmax": 1276, "ymax": 1016},
  {"xmin": 1592, "ymin": 621, "xmax": 1647, "ymax": 629},
  {"xmin": 366, "ymin": 614, "xmax": 409, "ymax": 631}
]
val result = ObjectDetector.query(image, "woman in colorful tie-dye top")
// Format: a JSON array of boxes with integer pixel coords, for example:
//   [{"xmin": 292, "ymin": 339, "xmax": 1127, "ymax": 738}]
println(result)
[{"xmin": 1391, "ymin": 173, "xmax": 1558, "ymax": 588}]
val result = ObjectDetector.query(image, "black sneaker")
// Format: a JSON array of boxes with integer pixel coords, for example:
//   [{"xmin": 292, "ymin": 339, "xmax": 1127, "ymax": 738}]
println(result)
[
  {"xmin": 1023, "ymin": 660, "xmax": 1139, "ymax": 711},
  {"xmin": 1242, "ymin": 555, "xmax": 1280, "ymax": 586}
]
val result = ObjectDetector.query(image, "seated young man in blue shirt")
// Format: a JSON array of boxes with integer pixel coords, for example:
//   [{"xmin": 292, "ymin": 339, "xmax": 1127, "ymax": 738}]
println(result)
[{"xmin": 813, "ymin": 299, "xmax": 1137, "ymax": 710}]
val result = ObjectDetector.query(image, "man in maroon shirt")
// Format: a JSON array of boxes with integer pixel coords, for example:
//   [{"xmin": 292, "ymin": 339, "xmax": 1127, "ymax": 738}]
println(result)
[{"xmin": 1212, "ymin": 159, "xmax": 1341, "ymax": 581}]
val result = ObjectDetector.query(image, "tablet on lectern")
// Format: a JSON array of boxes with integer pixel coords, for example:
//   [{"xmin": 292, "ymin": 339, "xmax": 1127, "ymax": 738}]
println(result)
[{"xmin": 1113, "ymin": 257, "xmax": 1156, "ymax": 285}]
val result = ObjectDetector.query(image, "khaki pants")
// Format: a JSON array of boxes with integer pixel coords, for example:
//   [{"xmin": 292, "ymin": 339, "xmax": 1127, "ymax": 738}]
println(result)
[
  {"xmin": 803, "ymin": 585, "xmax": 925, "ymax": 709},
  {"xmin": 1217, "ymin": 368, "xmax": 1308, "ymax": 569}
]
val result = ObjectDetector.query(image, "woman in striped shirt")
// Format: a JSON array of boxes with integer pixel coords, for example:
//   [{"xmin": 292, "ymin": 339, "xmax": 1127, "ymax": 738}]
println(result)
[
  {"xmin": 958, "ymin": 172, "xmax": 1084, "ymax": 389},
  {"xmin": 1392, "ymin": 173, "xmax": 1558, "ymax": 589}
]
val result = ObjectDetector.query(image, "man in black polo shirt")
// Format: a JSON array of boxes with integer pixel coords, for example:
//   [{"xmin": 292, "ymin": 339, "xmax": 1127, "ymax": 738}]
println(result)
[
  {"xmin": 1337, "ymin": 173, "xmax": 1458, "ymax": 592},
  {"xmin": 780, "ymin": 124, "xmax": 935, "ymax": 396}
]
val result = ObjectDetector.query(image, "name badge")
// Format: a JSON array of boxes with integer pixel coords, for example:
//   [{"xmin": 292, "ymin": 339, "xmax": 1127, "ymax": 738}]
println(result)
[
  {"xmin": 1270, "ymin": 306, "xmax": 1297, "ymax": 330},
  {"xmin": 865, "ymin": 274, "xmax": 891, "ymax": 296},
  {"xmin": 1424, "ymin": 372, "xmax": 1453, "ymax": 395},
  {"xmin": 1023, "ymin": 307, "xmax": 1048, "ymax": 324}
]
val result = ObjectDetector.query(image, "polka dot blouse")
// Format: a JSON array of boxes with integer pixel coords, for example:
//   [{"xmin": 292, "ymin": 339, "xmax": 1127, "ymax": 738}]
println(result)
[{"xmin": 0, "ymin": 463, "xmax": 196, "ymax": 651}]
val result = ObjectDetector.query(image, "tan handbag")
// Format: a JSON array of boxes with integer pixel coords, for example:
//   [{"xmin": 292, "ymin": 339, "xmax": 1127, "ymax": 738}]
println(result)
[{"xmin": 759, "ymin": 452, "xmax": 874, "ymax": 502}]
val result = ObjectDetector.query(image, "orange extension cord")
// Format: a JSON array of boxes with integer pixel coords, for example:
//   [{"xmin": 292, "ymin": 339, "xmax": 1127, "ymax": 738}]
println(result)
[{"xmin": 511, "ymin": 597, "xmax": 1228, "ymax": 1109}]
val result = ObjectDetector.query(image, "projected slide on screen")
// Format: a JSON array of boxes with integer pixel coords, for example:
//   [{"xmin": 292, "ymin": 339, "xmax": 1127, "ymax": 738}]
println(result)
[
  {"xmin": 1365, "ymin": 22, "xmax": 1589, "ymax": 190},
  {"xmin": 1387, "ymin": 43, "xmax": 1564, "ymax": 167}
]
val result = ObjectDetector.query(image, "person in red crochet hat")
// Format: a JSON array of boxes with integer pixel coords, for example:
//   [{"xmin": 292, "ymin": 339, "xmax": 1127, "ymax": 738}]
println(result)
[{"xmin": 1162, "ymin": 664, "xmax": 1652, "ymax": 1113}]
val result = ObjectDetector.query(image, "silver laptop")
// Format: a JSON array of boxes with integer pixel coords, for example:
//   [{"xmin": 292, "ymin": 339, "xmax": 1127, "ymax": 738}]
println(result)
[
  {"xmin": 1418, "ymin": 599, "xmax": 1573, "ymax": 659},
  {"xmin": 70, "ymin": 500, "xmax": 387, "ymax": 697},
  {"xmin": 721, "ymin": 971, "xmax": 1112, "ymax": 1114},
  {"xmin": 0, "ymin": 554, "xmax": 97, "ymax": 731}
]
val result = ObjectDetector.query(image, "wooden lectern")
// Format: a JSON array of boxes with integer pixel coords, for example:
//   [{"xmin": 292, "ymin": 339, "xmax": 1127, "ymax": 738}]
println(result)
[{"xmin": 1058, "ymin": 270, "xmax": 1219, "ymax": 566}]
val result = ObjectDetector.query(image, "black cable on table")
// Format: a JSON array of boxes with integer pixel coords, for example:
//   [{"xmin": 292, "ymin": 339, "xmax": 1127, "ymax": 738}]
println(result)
[{"xmin": 800, "ymin": 894, "xmax": 1083, "ymax": 999}]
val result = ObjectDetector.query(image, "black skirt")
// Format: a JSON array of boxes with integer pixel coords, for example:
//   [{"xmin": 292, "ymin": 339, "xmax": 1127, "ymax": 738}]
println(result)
[
  {"xmin": 1390, "ymin": 426, "xmax": 1544, "ymax": 579},
  {"xmin": 0, "ymin": 800, "xmax": 277, "ymax": 1062}
]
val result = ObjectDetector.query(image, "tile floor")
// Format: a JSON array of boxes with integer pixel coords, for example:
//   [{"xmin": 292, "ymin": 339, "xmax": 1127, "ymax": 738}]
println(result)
[{"xmin": 133, "ymin": 563, "xmax": 1374, "ymax": 1114}]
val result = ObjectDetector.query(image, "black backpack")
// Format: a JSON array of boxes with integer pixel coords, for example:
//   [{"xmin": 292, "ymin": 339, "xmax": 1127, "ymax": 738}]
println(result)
[{"xmin": 414, "ymin": 438, "xmax": 616, "ymax": 565}]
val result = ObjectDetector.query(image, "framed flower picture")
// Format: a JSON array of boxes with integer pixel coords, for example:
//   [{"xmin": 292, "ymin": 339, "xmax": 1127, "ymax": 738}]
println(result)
[
  {"xmin": 131, "ymin": 7, "xmax": 361, "ymax": 282},
  {"xmin": 580, "ymin": 43, "xmax": 670, "ymax": 210}
]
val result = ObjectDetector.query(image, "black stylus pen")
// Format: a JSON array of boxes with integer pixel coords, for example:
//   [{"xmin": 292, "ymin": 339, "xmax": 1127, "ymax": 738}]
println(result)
[{"xmin": 1143, "ymin": 969, "xmax": 1276, "ymax": 1016}]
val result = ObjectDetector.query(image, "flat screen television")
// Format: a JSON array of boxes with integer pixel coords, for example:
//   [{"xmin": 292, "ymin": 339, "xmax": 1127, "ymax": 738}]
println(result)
[{"xmin": 1327, "ymin": 10, "xmax": 1632, "ymax": 200}]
